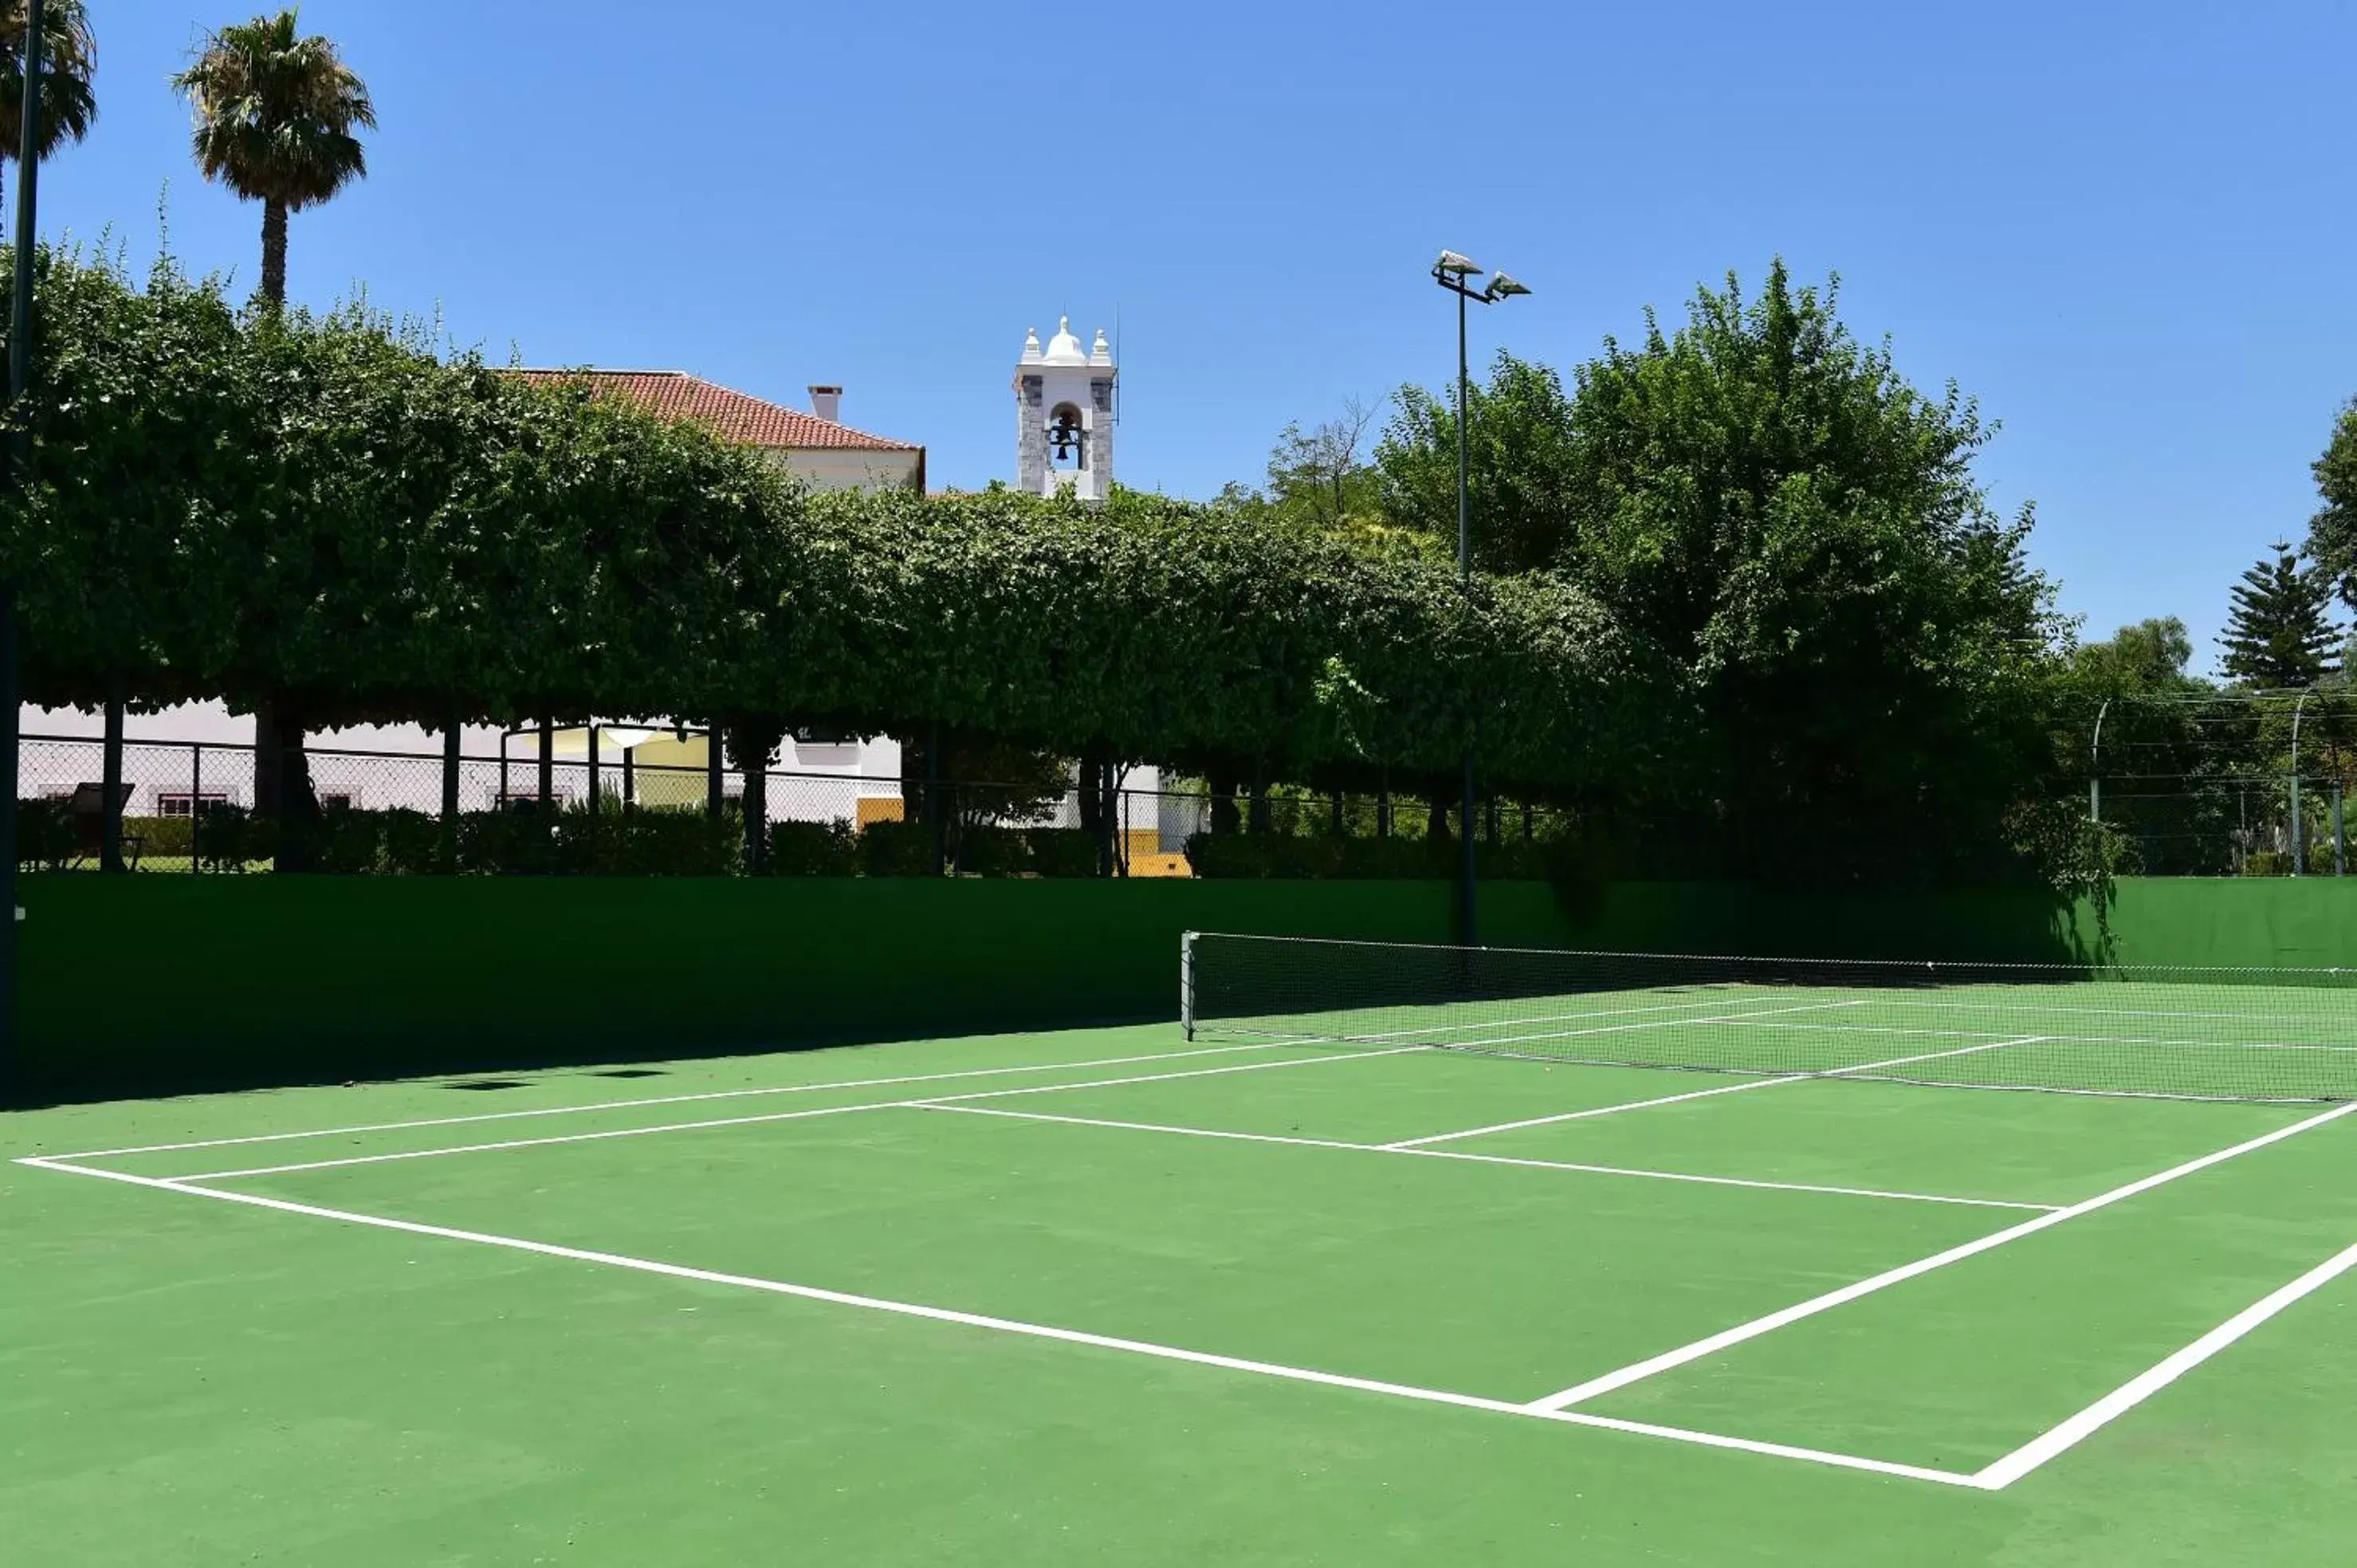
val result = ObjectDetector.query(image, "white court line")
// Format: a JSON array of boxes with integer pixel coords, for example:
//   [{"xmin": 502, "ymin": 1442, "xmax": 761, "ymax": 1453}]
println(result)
[
  {"xmin": 1385, "ymin": 1036, "xmax": 2046, "ymax": 1150},
  {"xmin": 167, "ymin": 1047, "xmax": 1426, "ymax": 1183},
  {"xmin": 1403, "ymin": 997, "xmax": 1872, "ymax": 1061},
  {"xmin": 1678, "ymin": 1015, "xmax": 2357, "ymax": 1059},
  {"xmin": 1308, "ymin": 989, "xmax": 1828, "ymax": 1043},
  {"xmin": 1527, "ymin": 1098, "xmax": 2357, "ymax": 1413},
  {"xmin": 49, "ymin": 1041, "xmax": 1287, "ymax": 1162},
  {"xmin": 1973, "ymin": 1232, "xmax": 2357, "ymax": 1489},
  {"xmin": 11, "ymin": 1155, "xmax": 1985, "ymax": 1490},
  {"xmin": 925, "ymin": 1103, "xmax": 2057, "ymax": 1212}
]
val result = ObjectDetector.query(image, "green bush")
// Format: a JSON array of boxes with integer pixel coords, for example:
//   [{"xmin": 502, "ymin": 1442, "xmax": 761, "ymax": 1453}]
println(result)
[
  {"xmin": 1184, "ymin": 829, "xmax": 1568, "ymax": 880},
  {"xmin": 768, "ymin": 819, "xmax": 857, "ymax": 876},
  {"xmin": 192, "ymin": 804, "xmax": 273, "ymax": 872},
  {"xmin": 380, "ymin": 808, "xmax": 447, "ymax": 874},
  {"xmin": 122, "ymin": 815, "xmax": 194, "ymax": 858},
  {"xmin": 17, "ymin": 798, "xmax": 76, "ymax": 870},
  {"xmin": 2242, "ymin": 850, "xmax": 2293, "ymax": 878},
  {"xmin": 858, "ymin": 820, "xmax": 935, "ymax": 877},
  {"xmin": 956, "ymin": 823, "xmax": 1028, "ymax": 878},
  {"xmin": 1028, "ymin": 827, "xmax": 1103, "ymax": 878}
]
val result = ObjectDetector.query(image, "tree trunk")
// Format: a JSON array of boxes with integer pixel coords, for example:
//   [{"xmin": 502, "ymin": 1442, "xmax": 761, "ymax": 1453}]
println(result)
[
  {"xmin": 254, "ymin": 699, "xmax": 323, "ymax": 871},
  {"xmin": 1206, "ymin": 767, "xmax": 1240, "ymax": 835},
  {"xmin": 440, "ymin": 705, "xmax": 462, "ymax": 873},
  {"xmin": 100, "ymin": 683, "xmax": 125, "ymax": 872},
  {"xmin": 727, "ymin": 716, "xmax": 785, "ymax": 874},
  {"xmin": 1425, "ymin": 788, "xmax": 1452, "ymax": 843},
  {"xmin": 260, "ymin": 198, "xmax": 289, "ymax": 307}
]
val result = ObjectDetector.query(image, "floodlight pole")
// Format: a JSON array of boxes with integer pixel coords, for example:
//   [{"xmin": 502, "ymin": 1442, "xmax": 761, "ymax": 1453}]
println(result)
[
  {"xmin": 1432, "ymin": 253, "xmax": 1527, "ymax": 950},
  {"xmin": 2, "ymin": 0, "xmax": 45, "ymax": 1090}
]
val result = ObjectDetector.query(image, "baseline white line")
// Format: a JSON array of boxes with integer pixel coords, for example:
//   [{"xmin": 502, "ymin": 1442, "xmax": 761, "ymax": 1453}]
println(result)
[
  {"xmin": 14, "ymin": 1156, "xmax": 1983, "ymax": 1489},
  {"xmin": 1974, "ymin": 1232, "xmax": 2357, "ymax": 1489},
  {"xmin": 1528, "ymin": 1098, "xmax": 2357, "ymax": 1413},
  {"xmin": 161, "ymin": 1047, "xmax": 1427, "ymax": 1183},
  {"xmin": 48, "ymin": 1041, "xmax": 1286, "ymax": 1161},
  {"xmin": 1385, "ymin": 1036, "xmax": 2046, "ymax": 1149},
  {"xmin": 925, "ymin": 1103, "xmax": 2056, "ymax": 1212}
]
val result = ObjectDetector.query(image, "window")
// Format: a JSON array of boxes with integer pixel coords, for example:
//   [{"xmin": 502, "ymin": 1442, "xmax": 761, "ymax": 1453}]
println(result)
[{"xmin": 156, "ymin": 792, "xmax": 230, "ymax": 818}]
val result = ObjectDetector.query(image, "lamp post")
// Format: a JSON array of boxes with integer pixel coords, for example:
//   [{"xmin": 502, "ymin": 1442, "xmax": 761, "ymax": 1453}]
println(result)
[
  {"xmin": 1431, "ymin": 250, "xmax": 1529, "ymax": 950},
  {"xmin": 2, "ymin": 0, "xmax": 45, "ymax": 1087}
]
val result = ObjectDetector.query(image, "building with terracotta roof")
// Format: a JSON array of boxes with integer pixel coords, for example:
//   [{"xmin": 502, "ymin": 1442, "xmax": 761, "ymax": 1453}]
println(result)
[{"xmin": 508, "ymin": 370, "xmax": 925, "ymax": 493}]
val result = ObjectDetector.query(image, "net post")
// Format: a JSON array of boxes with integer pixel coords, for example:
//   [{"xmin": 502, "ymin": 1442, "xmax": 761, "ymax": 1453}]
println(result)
[{"xmin": 1180, "ymin": 929, "xmax": 1198, "ymax": 1040}]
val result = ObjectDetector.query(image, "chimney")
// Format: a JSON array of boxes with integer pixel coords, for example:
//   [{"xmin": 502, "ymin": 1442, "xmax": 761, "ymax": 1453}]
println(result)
[{"xmin": 807, "ymin": 384, "xmax": 843, "ymax": 424}]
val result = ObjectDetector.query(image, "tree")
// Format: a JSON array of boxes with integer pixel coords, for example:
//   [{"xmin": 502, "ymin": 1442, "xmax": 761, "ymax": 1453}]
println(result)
[
  {"xmin": 1549, "ymin": 261, "xmax": 2062, "ymax": 886},
  {"xmin": 173, "ymin": 8, "xmax": 373, "ymax": 308},
  {"xmin": 2070, "ymin": 617, "xmax": 2197, "ymax": 695},
  {"xmin": 0, "ymin": 0, "xmax": 96, "ymax": 215},
  {"xmin": 1264, "ymin": 397, "xmax": 1380, "ymax": 530},
  {"xmin": 2308, "ymin": 399, "xmax": 2357, "ymax": 607},
  {"xmin": 1374, "ymin": 352, "xmax": 1579, "ymax": 574},
  {"xmin": 172, "ymin": 9, "xmax": 373, "ymax": 854},
  {"xmin": 2218, "ymin": 540, "xmax": 2338, "ymax": 690}
]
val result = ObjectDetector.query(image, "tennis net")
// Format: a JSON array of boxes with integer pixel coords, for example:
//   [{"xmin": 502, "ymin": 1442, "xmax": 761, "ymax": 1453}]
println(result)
[{"xmin": 1178, "ymin": 932, "xmax": 2357, "ymax": 1103}]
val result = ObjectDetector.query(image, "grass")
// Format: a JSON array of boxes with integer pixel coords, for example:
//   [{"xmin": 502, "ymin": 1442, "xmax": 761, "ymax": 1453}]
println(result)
[{"xmin": 6, "ymin": 997, "xmax": 2356, "ymax": 1566}]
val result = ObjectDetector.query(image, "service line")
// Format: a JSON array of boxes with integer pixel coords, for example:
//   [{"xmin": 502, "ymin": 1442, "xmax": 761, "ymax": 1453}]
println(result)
[
  {"xmin": 46, "ymin": 1039, "xmax": 1290, "ymax": 1162},
  {"xmin": 1386, "ymin": 1036, "xmax": 2048, "ymax": 1149},
  {"xmin": 1527, "ymin": 1098, "xmax": 2357, "ymax": 1413},
  {"xmin": 925, "ymin": 1102, "xmax": 2056, "ymax": 1212},
  {"xmin": 159, "ymin": 1047, "xmax": 1425, "ymax": 1183},
  {"xmin": 14, "ymin": 1154, "xmax": 1987, "ymax": 1491}
]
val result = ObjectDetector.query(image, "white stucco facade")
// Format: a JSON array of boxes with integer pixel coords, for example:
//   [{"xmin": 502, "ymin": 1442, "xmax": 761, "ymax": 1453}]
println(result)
[{"xmin": 1013, "ymin": 318, "xmax": 1117, "ymax": 501}]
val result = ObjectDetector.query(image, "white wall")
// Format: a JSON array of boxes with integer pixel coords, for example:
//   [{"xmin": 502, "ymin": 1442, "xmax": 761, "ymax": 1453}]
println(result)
[{"xmin": 772, "ymin": 447, "xmax": 922, "ymax": 492}]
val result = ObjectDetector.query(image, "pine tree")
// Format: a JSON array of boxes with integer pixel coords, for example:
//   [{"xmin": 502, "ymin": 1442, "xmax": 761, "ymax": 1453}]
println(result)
[{"xmin": 2219, "ymin": 541, "xmax": 2339, "ymax": 688}]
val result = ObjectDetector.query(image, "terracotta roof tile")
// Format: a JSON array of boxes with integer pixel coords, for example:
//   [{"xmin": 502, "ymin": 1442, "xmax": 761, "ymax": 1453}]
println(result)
[{"xmin": 507, "ymin": 369, "xmax": 918, "ymax": 451}]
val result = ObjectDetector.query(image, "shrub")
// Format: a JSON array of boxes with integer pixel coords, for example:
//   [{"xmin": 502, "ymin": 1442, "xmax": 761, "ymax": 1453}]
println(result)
[
  {"xmin": 768, "ymin": 819, "xmax": 857, "ymax": 876},
  {"xmin": 2243, "ymin": 850, "xmax": 2293, "ymax": 878},
  {"xmin": 956, "ymin": 823, "xmax": 1028, "ymax": 878},
  {"xmin": 192, "ymin": 804, "xmax": 273, "ymax": 872},
  {"xmin": 380, "ymin": 808, "xmax": 447, "ymax": 874},
  {"xmin": 17, "ymin": 798, "xmax": 76, "ymax": 870},
  {"xmin": 858, "ymin": 819, "xmax": 935, "ymax": 876},
  {"xmin": 1027, "ymin": 827, "xmax": 1102, "ymax": 878}
]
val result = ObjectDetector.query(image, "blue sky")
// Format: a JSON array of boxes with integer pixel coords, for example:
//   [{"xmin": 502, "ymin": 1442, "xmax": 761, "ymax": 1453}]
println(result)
[{"xmin": 56, "ymin": 1, "xmax": 2357, "ymax": 669}]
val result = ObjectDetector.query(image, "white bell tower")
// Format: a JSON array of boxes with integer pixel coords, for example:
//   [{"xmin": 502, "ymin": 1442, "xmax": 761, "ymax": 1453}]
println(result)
[{"xmin": 1014, "ymin": 316, "xmax": 1116, "ymax": 500}]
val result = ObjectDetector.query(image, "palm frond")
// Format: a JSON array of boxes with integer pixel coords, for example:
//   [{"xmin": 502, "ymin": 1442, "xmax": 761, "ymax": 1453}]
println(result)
[{"xmin": 172, "ymin": 6, "xmax": 371, "ymax": 206}]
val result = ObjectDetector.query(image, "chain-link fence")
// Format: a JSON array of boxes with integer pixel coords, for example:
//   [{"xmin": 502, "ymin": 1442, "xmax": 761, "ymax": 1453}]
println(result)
[
  {"xmin": 15, "ymin": 733, "xmax": 1572, "ymax": 878},
  {"xmin": 2060, "ymin": 689, "xmax": 2357, "ymax": 877}
]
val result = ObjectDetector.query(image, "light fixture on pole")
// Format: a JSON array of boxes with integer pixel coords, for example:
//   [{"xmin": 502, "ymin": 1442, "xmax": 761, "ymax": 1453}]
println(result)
[{"xmin": 1430, "ymin": 248, "xmax": 1533, "ymax": 950}]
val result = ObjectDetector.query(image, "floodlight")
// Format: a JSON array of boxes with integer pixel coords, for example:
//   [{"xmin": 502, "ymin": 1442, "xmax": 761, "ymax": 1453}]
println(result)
[
  {"xmin": 1434, "ymin": 250, "xmax": 1483, "ymax": 277},
  {"xmin": 1487, "ymin": 273, "xmax": 1532, "ymax": 299}
]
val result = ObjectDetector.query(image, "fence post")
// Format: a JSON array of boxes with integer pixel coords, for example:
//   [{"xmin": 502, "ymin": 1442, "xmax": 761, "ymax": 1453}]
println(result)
[
  {"xmin": 2292, "ymin": 776, "xmax": 2305, "ymax": 877},
  {"xmin": 586, "ymin": 723, "xmax": 600, "ymax": 817},
  {"xmin": 100, "ymin": 688, "xmax": 124, "ymax": 872},
  {"xmin": 536, "ymin": 717, "xmax": 555, "ymax": 810},
  {"xmin": 190, "ymin": 743, "xmax": 204, "ymax": 871},
  {"xmin": 925, "ymin": 721, "xmax": 944, "ymax": 876},
  {"xmin": 2337, "ymin": 783, "xmax": 2346, "ymax": 878},
  {"xmin": 622, "ymin": 745, "xmax": 635, "ymax": 812},
  {"xmin": 440, "ymin": 715, "xmax": 461, "ymax": 822},
  {"xmin": 705, "ymin": 722, "xmax": 724, "ymax": 820}
]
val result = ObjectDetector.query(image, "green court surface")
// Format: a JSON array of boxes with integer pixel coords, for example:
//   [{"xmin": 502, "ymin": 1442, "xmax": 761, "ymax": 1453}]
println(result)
[{"xmin": 10, "ymin": 990, "xmax": 2357, "ymax": 1564}]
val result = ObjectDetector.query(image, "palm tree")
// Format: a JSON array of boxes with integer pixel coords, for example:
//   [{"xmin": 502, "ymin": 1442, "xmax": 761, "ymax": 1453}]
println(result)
[
  {"xmin": 0, "ymin": 0, "xmax": 98, "ymax": 218},
  {"xmin": 172, "ymin": 7, "xmax": 371, "ymax": 308},
  {"xmin": 174, "ymin": 10, "xmax": 371, "ymax": 863}
]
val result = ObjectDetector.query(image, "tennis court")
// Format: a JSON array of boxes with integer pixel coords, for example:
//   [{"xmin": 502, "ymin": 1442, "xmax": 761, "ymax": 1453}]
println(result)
[{"xmin": 12, "ymin": 933, "xmax": 2357, "ymax": 1563}]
